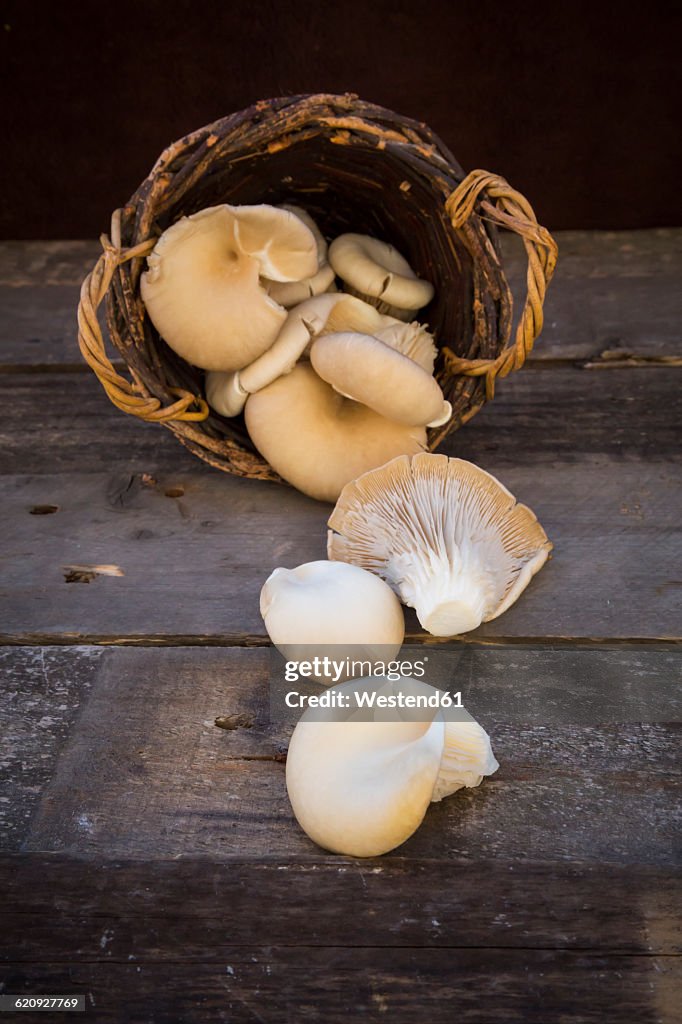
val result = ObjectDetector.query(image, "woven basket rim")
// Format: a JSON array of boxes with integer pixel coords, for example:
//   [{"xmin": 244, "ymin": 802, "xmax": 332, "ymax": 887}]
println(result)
[{"xmin": 77, "ymin": 93, "xmax": 557, "ymax": 483}]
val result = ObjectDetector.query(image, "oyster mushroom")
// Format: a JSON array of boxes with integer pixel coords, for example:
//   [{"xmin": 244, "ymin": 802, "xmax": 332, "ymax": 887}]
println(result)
[
  {"xmin": 286, "ymin": 675, "xmax": 499, "ymax": 857},
  {"xmin": 205, "ymin": 293, "xmax": 340, "ymax": 417},
  {"xmin": 262, "ymin": 205, "xmax": 336, "ymax": 307},
  {"xmin": 140, "ymin": 204, "xmax": 318, "ymax": 371},
  {"xmin": 260, "ymin": 560, "xmax": 404, "ymax": 672},
  {"xmin": 328, "ymin": 453, "xmax": 552, "ymax": 636},
  {"xmin": 310, "ymin": 332, "xmax": 451, "ymax": 427},
  {"xmin": 206, "ymin": 291, "xmax": 438, "ymax": 418},
  {"xmin": 329, "ymin": 233, "xmax": 434, "ymax": 320},
  {"xmin": 373, "ymin": 321, "xmax": 437, "ymax": 374},
  {"xmin": 244, "ymin": 363, "xmax": 426, "ymax": 503}
]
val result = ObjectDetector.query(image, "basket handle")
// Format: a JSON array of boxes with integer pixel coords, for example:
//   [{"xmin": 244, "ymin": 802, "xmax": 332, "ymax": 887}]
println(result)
[
  {"xmin": 443, "ymin": 170, "xmax": 558, "ymax": 400},
  {"xmin": 77, "ymin": 211, "xmax": 209, "ymax": 423}
]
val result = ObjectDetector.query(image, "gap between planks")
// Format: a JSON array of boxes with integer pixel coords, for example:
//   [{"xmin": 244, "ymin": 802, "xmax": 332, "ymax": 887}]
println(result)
[{"xmin": 1, "ymin": 633, "xmax": 680, "ymax": 648}]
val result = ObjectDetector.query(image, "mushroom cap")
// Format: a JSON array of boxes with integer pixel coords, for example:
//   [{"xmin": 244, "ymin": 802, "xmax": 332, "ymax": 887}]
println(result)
[
  {"xmin": 229, "ymin": 204, "xmax": 318, "ymax": 282},
  {"xmin": 260, "ymin": 560, "xmax": 404, "ymax": 668},
  {"xmin": 204, "ymin": 293, "xmax": 339, "ymax": 417},
  {"xmin": 328, "ymin": 453, "xmax": 552, "ymax": 636},
  {"xmin": 264, "ymin": 206, "xmax": 336, "ymax": 307},
  {"xmin": 140, "ymin": 205, "xmax": 317, "ymax": 372},
  {"xmin": 244, "ymin": 363, "xmax": 427, "ymax": 503},
  {"xmin": 329, "ymin": 233, "xmax": 434, "ymax": 312},
  {"xmin": 286, "ymin": 676, "xmax": 498, "ymax": 856},
  {"xmin": 310, "ymin": 332, "xmax": 450, "ymax": 428},
  {"xmin": 373, "ymin": 321, "xmax": 437, "ymax": 374}
]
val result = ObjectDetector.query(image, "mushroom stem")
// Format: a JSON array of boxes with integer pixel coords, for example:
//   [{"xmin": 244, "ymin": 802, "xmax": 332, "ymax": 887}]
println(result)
[
  {"xmin": 398, "ymin": 554, "xmax": 491, "ymax": 636},
  {"xmin": 205, "ymin": 295, "xmax": 339, "ymax": 417}
]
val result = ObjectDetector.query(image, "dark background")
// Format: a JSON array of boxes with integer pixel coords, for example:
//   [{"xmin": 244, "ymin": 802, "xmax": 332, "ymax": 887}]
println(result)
[{"xmin": 0, "ymin": 0, "xmax": 679, "ymax": 238}]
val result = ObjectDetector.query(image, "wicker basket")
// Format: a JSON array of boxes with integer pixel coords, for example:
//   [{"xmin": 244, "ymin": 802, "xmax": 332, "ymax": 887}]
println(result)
[{"xmin": 78, "ymin": 93, "xmax": 557, "ymax": 482}]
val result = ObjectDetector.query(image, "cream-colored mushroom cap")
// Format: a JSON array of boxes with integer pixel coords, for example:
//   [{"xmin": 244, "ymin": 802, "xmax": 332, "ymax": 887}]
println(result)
[
  {"xmin": 286, "ymin": 676, "xmax": 498, "ymax": 857},
  {"xmin": 260, "ymin": 561, "xmax": 404, "ymax": 671},
  {"xmin": 329, "ymin": 233, "xmax": 434, "ymax": 317},
  {"xmin": 140, "ymin": 205, "xmax": 317, "ymax": 372},
  {"xmin": 311, "ymin": 332, "xmax": 451, "ymax": 428},
  {"xmin": 245, "ymin": 363, "xmax": 427, "ymax": 503},
  {"xmin": 204, "ymin": 293, "xmax": 344, "ymax": 417},
  {"xmin": 263, "ymin": 206, "xmax": 336, "ymax": 307},
  {"xmin": 296, "ymin": 293, "xmax": 436, "ymax": 371},
  {"xmin": 206, "ymin": 292, "xmax": 439, "ymax": 417},
  {"xmin": 373, "ymin": 321, "xmax": 437, "ymax": 373},
  {"xmin": 328, "ymin": 453, "xmax": 552, "ymax": 637}
]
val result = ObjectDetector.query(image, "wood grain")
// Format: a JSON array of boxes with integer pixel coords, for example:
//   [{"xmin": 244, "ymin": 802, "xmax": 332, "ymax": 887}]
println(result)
[
  {"xmin": 1, "ymin": 459, "xmax": 679, "ymax": 641},
  {"xmin": 2, "ymin": 364, "xmax": 680, "ymax": 475},
  {"xmin": 2, "ymin": 950, "xmax": 678, "ymax": 1024},
  {"xmin": 2, "ymin": 854, "xmax": 680, "ymax": 955},
  {"xmin": 0, "ymin": 647, "xmax": 103, "ymax": 848},
  {"xmin": 0, "ymin": 231, "xmax": 680, "ymax": 365},
  {"xmin": 2, "ymin": 646, "xmax": 677, "ymax": 864},
  {"xmin": 500, "ymin": 228, "xmax": 682, "ymax": 360}
]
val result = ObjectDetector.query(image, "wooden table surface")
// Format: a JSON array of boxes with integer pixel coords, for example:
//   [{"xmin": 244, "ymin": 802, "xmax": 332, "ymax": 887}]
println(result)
[{"xmin": 1, "ymin": 231, "xmax": 680, "ymax": 1022}]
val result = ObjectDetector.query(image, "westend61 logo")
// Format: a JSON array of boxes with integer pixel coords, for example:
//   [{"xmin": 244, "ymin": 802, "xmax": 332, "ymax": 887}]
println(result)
[
  {"xmin": 284, "ymin": 655, "xmax": 428, "ymax": 685},
  {"xmin": 268, "ymin": 647, "xmax": 470, "ymax": 722}
]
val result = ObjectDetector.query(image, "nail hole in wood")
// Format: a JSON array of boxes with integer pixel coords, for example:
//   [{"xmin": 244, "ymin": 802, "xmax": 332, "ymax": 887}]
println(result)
[
  {"xmin": 164, "ymin": 486, "xmax": 185, "ymax": 498},
  {"xmin": 30, "ymin": 504, "xmax": 59, "ymax": 515}
]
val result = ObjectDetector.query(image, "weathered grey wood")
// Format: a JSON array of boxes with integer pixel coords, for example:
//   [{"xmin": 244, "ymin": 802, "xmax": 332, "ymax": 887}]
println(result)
[
  {"xmin": 1, "ymin": 951, "xmax": 678, "ymax": 1023},
  {"xmin": 1, "ymin": 458, "xmax": 679, "ymax": 640},
  {"xmin": 2, "ymin": 854, "xmax": 680, "ymax": 954},
  {"xmin": 0, "ymin": 286, "xmax": 83, "ymax": 367},
  {"xmin": 0, "ymin": 241, "xmax": 101, "ymax": 286},
  {"xmin": 2, "ymin": 365, "xmax": 680, "ymax": 476},
  {"xmin": 500, "ymin": 228, "xmax": 682, "ymax": 360},
  {"xmin": 0, "ymin": 231, "xmax": 679, "ymax": 364},
  {"xmin": 0, "ymin": 647, "xmax": 103, "ymax": 847},
  {"xmin": 4, "ymin": 647, "xmax": 676, "ymax": 864}
]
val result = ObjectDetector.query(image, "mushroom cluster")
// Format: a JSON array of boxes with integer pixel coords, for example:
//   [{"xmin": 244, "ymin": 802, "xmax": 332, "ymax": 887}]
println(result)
[
  {"xmin": 253, "ymin": 454, "xmax": 553, "ymax": 854},
  {"xmin": 142, "ymin": 203, "xmax": 447, "ymax": 502},
  {"xmin": 259, "ymin": 559, "xmax": 499, "ymax": 857}
]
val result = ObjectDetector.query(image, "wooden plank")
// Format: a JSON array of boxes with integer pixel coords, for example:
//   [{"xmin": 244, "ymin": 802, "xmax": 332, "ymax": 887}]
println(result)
[
  {"xmin": 2, "ymin": 854, "xmax": 680, "ymax": 955},
  {"xmin": 0, "ymin": 231, "xmax": 679, "ymax": 365},
  {"xmin": 2, "ymin": 365, "xmax": 680, "ymax": 476},
  {"xmin": 1, "ymin": 951, "xmax": 678, "ymax": 1023},
  {"xmin": 5, "ymin": 647, "xmax": 678, "ymax": 864},
  {"xmin": 0, "ymin": 286, "xmax": 84, "ymax": 367},
  {"xmin": 500, "ymin": 228, "xmax": 682, "ymax": 360},
  {"xmin": 0, "ymin": 241, "xmax": 101, "ymax": 286},
  {"xmin": 1, "ymin": 458, "xmax": 679, "ymax": 641},
  {"xmin": 0, "ymin": 647, "xmax": 103, "ymax": 848}
]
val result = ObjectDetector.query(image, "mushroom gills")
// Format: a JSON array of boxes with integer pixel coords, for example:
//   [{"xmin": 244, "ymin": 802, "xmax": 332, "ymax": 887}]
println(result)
[{"xmin": 328, "ymin": 453, "xmax": 552, "ymax": 636}]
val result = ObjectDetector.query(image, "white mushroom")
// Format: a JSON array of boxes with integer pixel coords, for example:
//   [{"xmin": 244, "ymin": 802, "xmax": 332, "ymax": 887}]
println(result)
[
  {"xmin": 329, "ymin": 233, "xmax": 434, "ymax": 320},
  {"xmin": 328, "ymin": 453, "xmax": 552, "ymax": 637},
  {"xmin": 244, "ymin": 363, "xmax": 427, "ymax": 503},
  {"xmin": 205, "ymin": 293, "xmax": 341, "ymax": 416},
  {"xmin": 286, "ymin": 675, "xmax": 499, "ymax": 856},
  {"xmin": 373, "ymin": 320, "xmax": 437, "ymax": 374},
  {"xmin": 206, "ymin": 291, "xmax": 438, "ymax": 418},
  {"xmin": 140, "ymin": 204, "xmax": 317, "ymax": 371},
  {"xmin": 262, "ymin": 205, "xmax": 336, "ymax": 307},
  {"xmin": 260, "ymin": 560, "xmax": 405, "ymax": 673},
  {"xmin": 320, "ymin": 296, "xmax": 437, "ymax": 372},
  {"xmin": 310, "ymin": 332, "xmax": 451, "ymax": 428}
]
